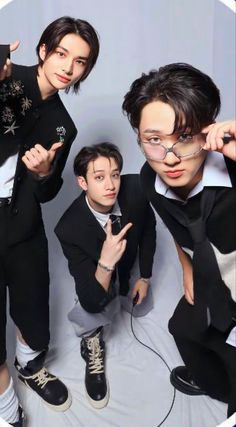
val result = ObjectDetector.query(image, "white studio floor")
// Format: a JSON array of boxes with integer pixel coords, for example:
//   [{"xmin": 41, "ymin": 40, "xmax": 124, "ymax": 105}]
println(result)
[{"xmin": 6, "ymin": 213, "xmax": 228, "ymax": 427}]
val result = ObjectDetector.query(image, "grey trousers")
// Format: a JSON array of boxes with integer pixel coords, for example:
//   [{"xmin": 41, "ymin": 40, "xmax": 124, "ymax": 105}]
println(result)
[{"xmin": 68, "ymin": 283, "xmax": 154, "ymax": 337}]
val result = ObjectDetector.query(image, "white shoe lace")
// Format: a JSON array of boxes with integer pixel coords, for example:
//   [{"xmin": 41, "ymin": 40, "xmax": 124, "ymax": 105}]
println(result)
[
  {"xmin": 28, "ymin": 368, "xmax": 57, "ymax": 389},
  {"xmin": 86, "ymin": 335, "xmax": 104, "ymax": 375}
]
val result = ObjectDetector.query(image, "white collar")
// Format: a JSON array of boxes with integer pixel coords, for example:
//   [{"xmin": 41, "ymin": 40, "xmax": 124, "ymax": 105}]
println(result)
[
  {"xmin": 85, "ymin": 196, "xmax": 122, "ymax": 229},
  {"xmin": 154, "ymin": 151, "xmax": 232, "ymax": 201}
]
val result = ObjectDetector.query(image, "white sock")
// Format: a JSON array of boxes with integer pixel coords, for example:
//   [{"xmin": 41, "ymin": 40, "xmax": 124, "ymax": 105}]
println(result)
[
  {"xmin": 0, "ymin": 377, "xmax": 19, "ymax": 423},
  {"xmin": 16, "ymin": 336, "xmax": 41, "ymax": 368}
]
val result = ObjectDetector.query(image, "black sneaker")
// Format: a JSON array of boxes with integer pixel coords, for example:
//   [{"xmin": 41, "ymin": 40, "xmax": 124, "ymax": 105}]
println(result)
[
  {"xmin": 170, "ymin": 366, "xmax": 207, "ymax": 396},
  {"xmin": 81, "ymin": 329, "xmax": 109, "ymax": 409},
  {"xmin": 14, "ymin": 351, "xmax": 72, "ymax": 412},
  {"xmin": 10, "ymin": 405, "xmax": 25, "ymax": 427}
]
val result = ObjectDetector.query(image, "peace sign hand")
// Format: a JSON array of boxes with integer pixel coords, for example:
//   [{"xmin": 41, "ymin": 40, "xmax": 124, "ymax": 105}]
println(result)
[{"xmin": 99, "ymin": 220, "xmax": 133, "ymax": 268}]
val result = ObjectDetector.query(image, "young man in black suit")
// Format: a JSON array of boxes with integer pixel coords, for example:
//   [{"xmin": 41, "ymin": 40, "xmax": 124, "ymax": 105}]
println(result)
[
  {"xmin": 122, "ymin": 63, "xmax": 236, "ymax": 419},
  {"xmin": 0, "ymin": 16, "xmax": 99, "ymax": 426},
  {"xmin": 55, "ymin": 142, "xmax": 156, "ymax": 409}
]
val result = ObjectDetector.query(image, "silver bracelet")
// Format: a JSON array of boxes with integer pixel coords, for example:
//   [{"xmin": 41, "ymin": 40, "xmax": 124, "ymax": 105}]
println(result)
[
  {"xmin": 140, "ymin": 277, "xmax": 150, "ymax": 284},
  {"xmin": 98, "ymin": 260, "xmax": 115, "ymax": 272}
]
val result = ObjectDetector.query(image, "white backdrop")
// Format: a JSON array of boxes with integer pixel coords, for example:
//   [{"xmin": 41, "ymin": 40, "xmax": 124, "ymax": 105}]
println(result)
[{"xmin": 0, "ymin": 1, "xmax": 235, "ymax": 426}]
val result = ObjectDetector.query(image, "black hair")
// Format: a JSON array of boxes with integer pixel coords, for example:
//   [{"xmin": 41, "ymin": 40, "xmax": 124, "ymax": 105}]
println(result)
[
  {"xmin": 73, "ymin": 142, "xmax": 123, "ymax": 178},
  {"xmin": 122, "ymin": 63, "xmax": 221, "ymax": 135},
  {"xmin": 36, "ymin": 16, "xmax": 99, "ymax": 93}
]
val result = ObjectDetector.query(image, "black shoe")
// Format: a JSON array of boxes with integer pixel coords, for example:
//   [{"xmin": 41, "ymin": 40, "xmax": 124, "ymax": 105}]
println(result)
[
  {"xmin": 81, "ymin": 329, "xmax": 109, "ymax": 409},
  {"xmin": 170, "ymin": 366, "xmax": 207, "ymax": 396},
  {"xmin": 10, "ymin": 406, "xmax": 25, "ymax": 426},
  {"xmin": 14, "ymin": 351, "xmax": 71, "ymax": 412}
]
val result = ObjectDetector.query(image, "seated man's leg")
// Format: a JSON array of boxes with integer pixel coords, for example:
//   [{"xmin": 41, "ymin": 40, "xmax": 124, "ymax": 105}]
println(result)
[
  {"xmin": 68, "ymin": 296, "xmax": 121, "ymax": 409},
  {"xmin": 208, "ymin": 324, "xmax": 236, "ymax": 417},
  {"xmin": 170, "ymin": 336, "xmax": 230, "ymax": 400},
  {"xmin": 6, "ymin": 230, "xmax": 71, "ymax": 412},
  {"xmin": 168, "ymin": 297, "xmax": 230, "ymax": 401}
]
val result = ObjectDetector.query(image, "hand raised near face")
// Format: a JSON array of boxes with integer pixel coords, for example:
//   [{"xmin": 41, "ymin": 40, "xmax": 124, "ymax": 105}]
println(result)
[
  {"xmin": 99, "ymin": 219, "xmax": 133, "ymax": 268},
  {"xmin": 202, "ymin": 120, "xmax": 236, "ymax": 161},
  {"xmin": 0, "ymin": 41, "xmax": 20, "ymax": 81},
  {"xmin": 22, "ymin": 142, "xmax": 63, "ymax": 177}
]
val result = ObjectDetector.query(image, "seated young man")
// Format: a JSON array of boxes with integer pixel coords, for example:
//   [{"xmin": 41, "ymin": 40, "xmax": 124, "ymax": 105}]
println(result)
[
  {"xmin": 55, "ymin": 142, "xmax": 156, "ymax": 409},
  {"xmin": 122, "ymin": 63, "xmax": 236, "ymax": 418}
]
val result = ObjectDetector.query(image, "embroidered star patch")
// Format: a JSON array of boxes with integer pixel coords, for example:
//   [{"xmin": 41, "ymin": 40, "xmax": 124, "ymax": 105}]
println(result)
[{"xmin": 3, "ymin": 120, "xmax": 20, "ymax": 135}]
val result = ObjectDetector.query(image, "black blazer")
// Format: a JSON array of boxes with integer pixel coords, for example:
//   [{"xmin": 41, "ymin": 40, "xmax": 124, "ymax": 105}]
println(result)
[
  {"xmin": 55, "ymin": 174, "xmax": 156, "ymax": 313},
  {"xmin": 140, "ymin": 159, "xmax": 236, "ymax": 254},
  {"xmin": 0, "ymin": 46, "xmax": 77, "ymax": 245}
]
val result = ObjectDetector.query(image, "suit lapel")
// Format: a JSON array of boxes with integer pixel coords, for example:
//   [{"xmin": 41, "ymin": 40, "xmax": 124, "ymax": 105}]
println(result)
[
  {"xmin": 118, "ymin": 184, "xmax": 130, "ymax": 227},
  {"xmin": 76, "ymin": 193, "xmax": 106, "ymax": 260}
]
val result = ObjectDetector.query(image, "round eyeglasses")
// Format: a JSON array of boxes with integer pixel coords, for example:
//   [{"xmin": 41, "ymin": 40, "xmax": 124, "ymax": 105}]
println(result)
[{"xmin": 139, "ymin": 135, "xmax": 204, "ymax": 161}]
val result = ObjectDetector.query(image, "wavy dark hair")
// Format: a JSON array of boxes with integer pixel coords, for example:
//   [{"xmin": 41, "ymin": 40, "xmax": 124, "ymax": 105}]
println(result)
[
  {"xmin": 122, "ymin": 63, "xmax": 221, "ymax": 135},
  {"xmin": 36, "ymin": 16, "xmax": 99, "ymax": 93},
  {"xmin": 74, "ymin": 142, "xmax": 123, "ymax": 178}
]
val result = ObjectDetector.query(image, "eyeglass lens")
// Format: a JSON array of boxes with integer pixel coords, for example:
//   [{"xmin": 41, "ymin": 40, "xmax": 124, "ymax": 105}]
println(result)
[{"xmin": 142, "ymin": 139, "xmax": 202, "ymax": 160}]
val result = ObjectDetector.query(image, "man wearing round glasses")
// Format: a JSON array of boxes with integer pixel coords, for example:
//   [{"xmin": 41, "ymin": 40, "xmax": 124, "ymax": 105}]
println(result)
[
  {"xmin": 123, "ymin": 63, "xmax": 236, "ymax": 420},
  {"xmin": 138, "ymin": 119, "xmax": 207, "ymax": 200}
]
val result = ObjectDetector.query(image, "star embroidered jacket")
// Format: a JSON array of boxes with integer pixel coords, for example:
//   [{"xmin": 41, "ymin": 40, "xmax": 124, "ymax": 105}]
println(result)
[{"xmin": 0, "ymin": 45, "xmax": 77, "ymax": 245}]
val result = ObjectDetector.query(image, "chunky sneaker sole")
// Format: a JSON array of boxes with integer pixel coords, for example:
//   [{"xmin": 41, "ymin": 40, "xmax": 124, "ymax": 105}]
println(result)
[
  {"xmin": 18, "ymin": 374, "xmax": 72, "ymax": 411},
  {"xmin": 85, "ymin": 381, "xmax": 109, "ymax": 409},
  {"xmin": 15, "ymin": 354, "xmax": 72, "ymax": 413}
]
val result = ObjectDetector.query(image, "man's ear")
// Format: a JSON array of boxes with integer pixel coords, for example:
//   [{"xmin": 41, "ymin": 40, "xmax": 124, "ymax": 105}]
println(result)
[
  {"xmin": 39, "ymin": 44, "xmax": 47, "ymax": 62},
  {"xmin": 77, "ymin": 176, "xmax": 88, "ymax": 191}
]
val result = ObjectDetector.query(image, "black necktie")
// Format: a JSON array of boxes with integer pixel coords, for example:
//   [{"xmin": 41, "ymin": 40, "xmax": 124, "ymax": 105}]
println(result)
[
  {"xmin": 162, "ymin": 189, "xmax": 232, "ymax": 332},
  {"xmin": 109, "ymin": 214, "xmax": 121, "ymax": 235}
]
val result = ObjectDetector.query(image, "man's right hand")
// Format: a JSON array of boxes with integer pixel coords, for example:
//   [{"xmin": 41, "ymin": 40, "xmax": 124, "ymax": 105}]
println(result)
[
  {"xmin": 99, "ymin": 220, "xmax": 133, "ymax": 269},
  {"xmin": 0, "ymin": 40, "xmax": 20, "ymax": 81}
]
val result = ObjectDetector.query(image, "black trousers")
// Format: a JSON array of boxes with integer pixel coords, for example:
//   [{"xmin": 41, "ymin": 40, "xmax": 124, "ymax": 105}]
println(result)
[
  {"xmin": 0, "ymin": 205, "xmax": 50, "ymax": 365},
  {"xmin": 169, "ymin": 296, "xmax": 236, "ymax": 417}
]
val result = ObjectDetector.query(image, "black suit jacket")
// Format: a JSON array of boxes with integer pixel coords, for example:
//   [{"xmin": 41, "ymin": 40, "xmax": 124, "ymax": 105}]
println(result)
[
  {"xmin": 55, "ymin": 174, "xmax": 156, "ymax": 313},
  {"xmin": 0, "ymin": 46, "xmax": 77, "ymax": 245},
  {"xmin": 140, "ymin": 158, "xmax": 236, "ymax": 253},
  {"xmin": 141, "ymin": 159, "xmax": 236, "ymax": 332}
]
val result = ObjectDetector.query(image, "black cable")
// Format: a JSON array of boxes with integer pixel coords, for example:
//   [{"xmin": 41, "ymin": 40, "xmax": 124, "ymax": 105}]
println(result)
[{"xmin": 130, "ymin": 303, "xmax": 176, "ymax": 427}]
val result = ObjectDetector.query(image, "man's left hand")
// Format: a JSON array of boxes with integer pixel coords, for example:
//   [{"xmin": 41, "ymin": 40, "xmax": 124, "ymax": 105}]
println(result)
[
  {"xmin": 132, "ymin": 278, "xmax": 149, "ymax": 305},
  {"xmin": 202, "ymin": 120, "xmax": 236, "ymax": 161}
]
